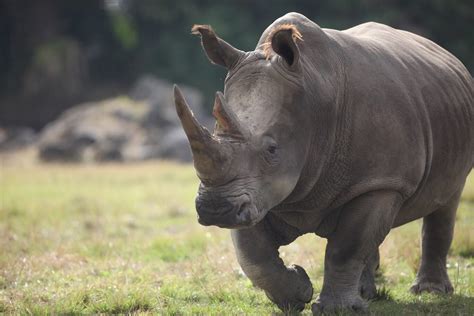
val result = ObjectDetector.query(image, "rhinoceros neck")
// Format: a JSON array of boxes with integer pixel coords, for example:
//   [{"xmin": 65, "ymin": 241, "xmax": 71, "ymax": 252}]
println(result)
[
  {"xmin": 281, "ymin": 102, "xmax": 351, "ymax": 213},
  {"xmin": 275, "ymin": 35, "xmax": 352, "ymax": 214}
]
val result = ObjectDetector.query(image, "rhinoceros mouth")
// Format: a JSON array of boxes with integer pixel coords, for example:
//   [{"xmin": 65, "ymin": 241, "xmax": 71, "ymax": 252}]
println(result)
[{"xmin": 196, "ymin": 196, "xmax": 264, "ymax": 229}]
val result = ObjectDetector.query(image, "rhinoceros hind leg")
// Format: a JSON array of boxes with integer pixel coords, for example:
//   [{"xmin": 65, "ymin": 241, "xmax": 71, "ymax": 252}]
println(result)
[
  {"xmin": 410, "ymin": 190, "xmax": 461, "ymax": 295},
  {"xmin": 231, "ymin": 217, "xmax": 312, "ymax": 312},
  {"xmin": 359, "ymin": 249, "xmax": 380, "ymax": 299}
]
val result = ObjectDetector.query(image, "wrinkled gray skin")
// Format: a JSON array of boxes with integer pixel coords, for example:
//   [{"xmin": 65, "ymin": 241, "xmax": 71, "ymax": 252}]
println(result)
[{"xmin": 174, "ymin": 12, "xmax": 474, "ymax": 314}]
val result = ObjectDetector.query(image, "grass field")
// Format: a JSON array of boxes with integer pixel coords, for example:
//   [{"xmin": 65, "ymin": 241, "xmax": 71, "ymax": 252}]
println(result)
[{"xmin": 1, "ymin": 155, "xmax": 473, "ymax": 314}]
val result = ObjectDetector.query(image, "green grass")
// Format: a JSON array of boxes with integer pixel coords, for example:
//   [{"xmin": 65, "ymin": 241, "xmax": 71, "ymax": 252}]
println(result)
[{"xmin": 0, "ymin": 156, "xmax": 473, "ymax": 314}]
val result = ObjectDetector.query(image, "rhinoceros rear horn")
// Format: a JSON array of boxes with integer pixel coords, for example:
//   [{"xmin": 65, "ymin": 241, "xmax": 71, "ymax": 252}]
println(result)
[
  {"xmin": 213, "ymin": 91, "xmax": 246, "ymax": 139},
  {"xmin": 191, "ymin": 24, "xmax": 244, "ymax": 69},
  {"xmin": 173, "ymin": 85, "xmax": 228, "ymax": 180}
]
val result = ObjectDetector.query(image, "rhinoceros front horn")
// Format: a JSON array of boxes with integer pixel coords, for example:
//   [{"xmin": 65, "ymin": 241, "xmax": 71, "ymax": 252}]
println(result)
[{"xmin": 173, "ymin": 85, "xmax": 228, "ymax": 181}]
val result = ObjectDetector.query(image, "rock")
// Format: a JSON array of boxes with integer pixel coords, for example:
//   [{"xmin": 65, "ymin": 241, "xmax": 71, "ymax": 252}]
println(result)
[
  {"xmin": 158, "ymin": 126, "xmax": 193, "ymax": 162},
  {"xmin": 37, "ymin": 77, "xmax": 211, "ymax": 162},
  {"xmin": 38, "ymin": 97, "xmax": 150, "ymax": 162},
  {"xmin": 0, "ymin": 126, "xmax": 37, "ymax": 151},
  {"xmin": 130, "ymin": 75, "xmax": 212, "ymax": 129}
]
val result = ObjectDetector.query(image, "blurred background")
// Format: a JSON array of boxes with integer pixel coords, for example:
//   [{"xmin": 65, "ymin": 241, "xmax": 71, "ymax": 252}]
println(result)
[
  {"xmin": 1, "ymin": 1, "xmax": 473, "ymax": 314},
  {"xmin": 0, "ymin": 0, "xmax": 473, "ymax": 163}
]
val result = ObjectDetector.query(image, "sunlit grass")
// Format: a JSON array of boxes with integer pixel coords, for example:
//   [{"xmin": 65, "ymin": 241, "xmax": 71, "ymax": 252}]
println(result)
[{"xmin": 0, "ymin": 158, "xmax": 473, "ymax": 314}]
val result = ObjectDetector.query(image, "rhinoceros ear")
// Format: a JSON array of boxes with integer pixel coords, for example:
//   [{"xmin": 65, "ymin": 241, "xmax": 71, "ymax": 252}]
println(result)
[
  {"xmin": 192, "ymin": 24, "xmax": 244, "ymax": 69},
  {"xmin": 265, "ymin": 24, "xmax": 302, "ymax": 68}
]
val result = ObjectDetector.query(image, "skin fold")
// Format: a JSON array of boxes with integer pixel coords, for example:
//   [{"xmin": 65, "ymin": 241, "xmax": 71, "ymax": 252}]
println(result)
[{"xmin": 175, "ymin": 12, "xmax": 474, "ymax": 314}]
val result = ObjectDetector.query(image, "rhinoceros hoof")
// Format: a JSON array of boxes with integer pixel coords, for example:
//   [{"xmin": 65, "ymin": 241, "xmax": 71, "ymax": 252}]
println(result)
[
  {"xmin": 410, "ymin": 279, "xmax": 454, "ymax": 295},
  {"xmin": 359, "ymin": 278, "xmax": 377, "ymax": 300},
  {"xmin": 311, "ymin": 295, "xmax": 368, "ymax": 315},
  {"xmin": 266, "ymin": 264, "xmax": 313, "ymax": 312},
  {"xmin": 360, "ymin": 282, "xmax": 377, "ymax": 300}
]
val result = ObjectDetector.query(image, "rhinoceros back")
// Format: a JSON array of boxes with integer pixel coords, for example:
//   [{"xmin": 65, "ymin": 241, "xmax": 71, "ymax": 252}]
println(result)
[{"xmin": 332, "ymin": 22, "xmax": 473, "ymax": 221}]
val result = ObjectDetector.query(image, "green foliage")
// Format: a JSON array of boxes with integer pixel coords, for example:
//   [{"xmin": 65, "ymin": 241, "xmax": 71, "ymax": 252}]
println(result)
[
  {"xmin": 125, "ymin": 0, "xmax": 474, "ymax": 108},
  {"xmin": 1, "ymin": 0, "xmax": 472, "ymax": 112},
  {"xmin": 0, "ymin": 162, "xmax": 473, "ymax": 314},
  {"xmin": 110, "ymin": 12, "xmax": 138, "ymax": 50}
]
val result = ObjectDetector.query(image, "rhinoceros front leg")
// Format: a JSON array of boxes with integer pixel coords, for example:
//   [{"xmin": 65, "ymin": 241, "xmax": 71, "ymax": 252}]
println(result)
[
  {"xmin": 312, "ymin": 190, "xmax": 403, "ymax": 314},
  {"xmin": 231, "ymin": 218, "xmax": 313, "ymax": 312},
  {"xmin": 359, "ymin": 249, "xmax": 379, "ymax": 299},
  {"xmin": 410, "ymin": 189, "xmax": 461, "ymax": 294}
]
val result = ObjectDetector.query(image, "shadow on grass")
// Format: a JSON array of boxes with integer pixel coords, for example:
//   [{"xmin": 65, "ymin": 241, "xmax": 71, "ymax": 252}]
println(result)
[
  {"xmin": 269, "ymin": 294, "xmax": 474, "ymax": 315},
  {"xmin": 370, "ymin": 294, "xmax": 474, "ymax": 315}
]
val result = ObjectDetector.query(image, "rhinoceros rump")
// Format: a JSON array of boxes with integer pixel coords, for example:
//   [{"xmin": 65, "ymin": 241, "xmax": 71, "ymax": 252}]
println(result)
[{"xmin": 174, "ymin": 13, "xmax": 473, "ymax": 314}]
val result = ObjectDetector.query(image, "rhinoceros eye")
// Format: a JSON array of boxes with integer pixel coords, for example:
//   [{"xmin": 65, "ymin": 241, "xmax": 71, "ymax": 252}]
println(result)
[
  {"xmin": 267, "ymin": 144, "xmax": 277, "ymax": 155},
  {"xmin": 262, "ymin": 137, "xmax": 279, "ymax": 166}
]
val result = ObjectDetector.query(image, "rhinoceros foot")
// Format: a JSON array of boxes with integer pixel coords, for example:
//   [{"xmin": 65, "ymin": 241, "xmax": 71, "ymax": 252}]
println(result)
[
  {"xmin": 265, "ymin": 264, "xmax": 313, "ymax": 312},
  {"xmin": 311, "ymin": 294, "xmax": 368, "ymax": 315},
  {"xmin": 359, "ymin": 268, "xmax": 377, "ymax": 300},
  {"xmin": 359, "ymin": 278, "xmax": 377, "ymax": 300},
  {"xmin": 410, "ymin": 279, "xmax": 454, "ymax": 295}
]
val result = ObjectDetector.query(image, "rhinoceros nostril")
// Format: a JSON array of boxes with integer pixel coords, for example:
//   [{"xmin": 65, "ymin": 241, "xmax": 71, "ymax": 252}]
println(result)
[
  {"xmin": 236, "ymin": 201, "xmax": 249, "ymax": 216},
  {"xmin": 196, "ymin": 196, "xmax": 235, "ymax": 216}
]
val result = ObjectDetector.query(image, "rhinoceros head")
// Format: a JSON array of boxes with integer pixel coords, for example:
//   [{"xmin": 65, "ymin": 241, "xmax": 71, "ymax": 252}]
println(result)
[{"xmin": 174, "ymin": 24, "xmax": 309, "ymax": 228}]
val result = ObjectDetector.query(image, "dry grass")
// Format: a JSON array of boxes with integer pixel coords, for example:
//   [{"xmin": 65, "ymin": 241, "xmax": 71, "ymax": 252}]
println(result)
[{"xmin": 0, "ymin": 154, "xmax": 473, "ymax": 314}]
